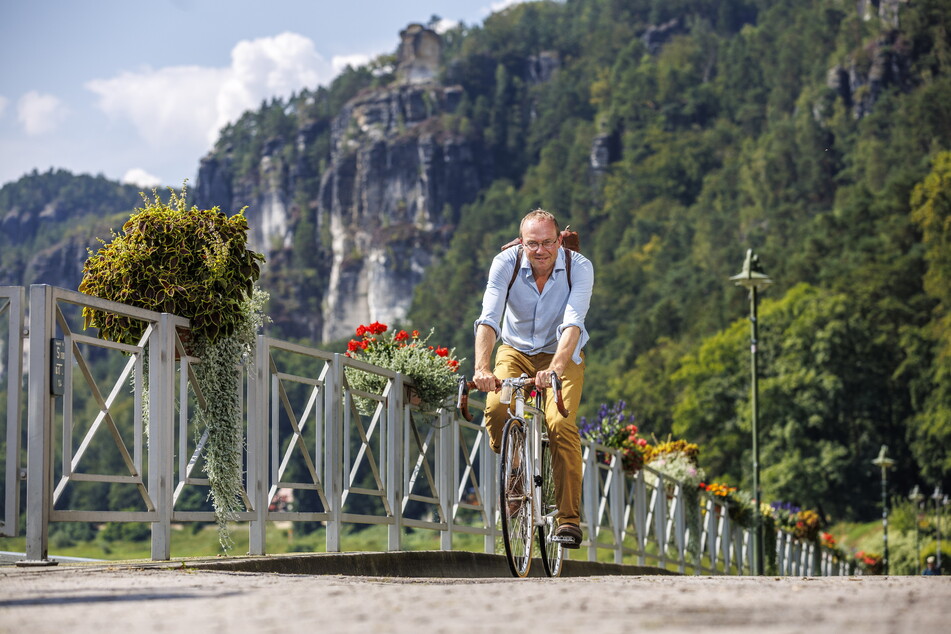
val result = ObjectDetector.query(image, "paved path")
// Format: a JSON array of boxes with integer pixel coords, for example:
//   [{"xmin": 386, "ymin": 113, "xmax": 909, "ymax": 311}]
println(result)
[{"xmin": 0, "ymin": 557, "xmax": 948, "ymax": 633}]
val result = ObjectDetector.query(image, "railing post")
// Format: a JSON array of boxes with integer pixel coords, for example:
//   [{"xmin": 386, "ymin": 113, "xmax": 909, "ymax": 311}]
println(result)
[
  {"xmin": 482, "ymin": 428, "xmax": 496, "ymax": 554},
  {"xmin": 633, "ymin": 470, "xmax": 647, "ymax": 565},
  {"xmin": 582, "ymin": 445, "xmax": 599, "ymax": 561},
  {"xmin": 1, "ymin": 286, "xmax": 25, "ymax": 539},
  {"xmin": 325, "ymin": 354, "xmax": 343, "ymax": 552},
  {"xmin": 655, "ymin": 477, "xmax": 668, "ymax": 569},
  {"xmin": 149, "ymin": 314, "xmax": 175, "ymax": 560},
  {"xmin": 706, "ymin": 497, "xmax": 719, "ymax": 573},
  {"xmin": 674, "ymin": 484, "xmax": 686, "ymax": 573},
  {"xmin": 24, "ymin": 285, "xmax": 54, "ymax": 564},
  {"xmin": 248, "ymin": 334, "xmax": 268, "ymax": 555},
  {"xmin": 721, "ymin": 508, "xmax": 732, "ymax": 573},
  {"xmin": 610, "ymin": 455, "xmax": 624, "ymax": 564},
  {"xmin": 439, "ymin": 407, "xmax": 453, "ymax": 551},
  {"xmin": 386, "ymin": 374, "xmax": 403, "ymax": 551}
]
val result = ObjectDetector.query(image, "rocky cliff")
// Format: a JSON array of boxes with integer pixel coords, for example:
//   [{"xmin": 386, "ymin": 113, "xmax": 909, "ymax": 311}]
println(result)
[
  {"xmin": 195, "ymin": 25, "xmax": 490, "ymax": 343},
  {"xmin": 317, "ymin": 81, "xmax": 486, "ymax": 341}
]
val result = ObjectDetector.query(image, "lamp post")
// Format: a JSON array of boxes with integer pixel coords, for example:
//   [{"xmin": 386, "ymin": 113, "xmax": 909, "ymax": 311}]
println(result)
[
  {"xmin": 730, "ymin": 248, "xmax": 772, "ymax": 576},
  {"xmin": 872, "ymin": 445, "xmax": 895, "ymax": 575},
  {"xmin": 933, "ymin": 486, "xmax": 944, "ymax": 572},
  {"xmin": 910, "ymin": 485, "xmax": 925, "ymax": 571}
]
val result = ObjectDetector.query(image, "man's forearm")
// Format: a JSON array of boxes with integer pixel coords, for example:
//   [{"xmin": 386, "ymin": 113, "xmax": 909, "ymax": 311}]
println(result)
[
  {"xmin": 548, "ymin": 326, "xmax": 581, "ymax": 377},
  {"xmin": 475, "ymin": 324, "xmax": 497, "ymax": 373},
  {"xmin": 473, "ymin": 324, "xmax": 499, "ymax": 392}
]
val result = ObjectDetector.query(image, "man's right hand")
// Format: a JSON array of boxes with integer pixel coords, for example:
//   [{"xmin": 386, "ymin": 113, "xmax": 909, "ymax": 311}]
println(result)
[{"xmin": 473, "ymin": 368, "xmax": 501, "ymax": 393}]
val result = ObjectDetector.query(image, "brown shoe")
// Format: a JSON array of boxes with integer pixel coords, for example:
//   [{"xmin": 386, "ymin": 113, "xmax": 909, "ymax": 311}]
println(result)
[{"xmin": 554, "ymin": 523, "xmax": 582, "ymax": 549}]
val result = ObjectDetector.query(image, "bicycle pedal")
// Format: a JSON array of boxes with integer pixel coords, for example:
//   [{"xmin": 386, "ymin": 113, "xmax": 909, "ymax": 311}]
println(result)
[{"xmin": 549, "ymin": 535, "xmax": 577, "ymax": 544}]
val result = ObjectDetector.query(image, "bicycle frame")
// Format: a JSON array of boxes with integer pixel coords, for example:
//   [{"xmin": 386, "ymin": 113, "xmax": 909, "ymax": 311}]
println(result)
[{"xmin": 505, "ymin": 382, "xmax": 552, "ymax": 531}]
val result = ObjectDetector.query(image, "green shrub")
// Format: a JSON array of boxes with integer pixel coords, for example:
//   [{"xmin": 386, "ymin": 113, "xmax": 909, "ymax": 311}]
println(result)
[{"xmin": 79, "ymin": 184, "xmax": 264, "ymax": 345}]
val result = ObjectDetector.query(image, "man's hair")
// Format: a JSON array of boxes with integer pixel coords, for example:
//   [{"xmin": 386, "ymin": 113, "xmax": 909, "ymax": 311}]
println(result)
[{"xmin": 519, "ymin": 208, "xmax": 559, "ymax": 237}]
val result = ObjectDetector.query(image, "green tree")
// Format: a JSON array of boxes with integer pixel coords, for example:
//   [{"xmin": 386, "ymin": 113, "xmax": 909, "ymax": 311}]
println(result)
[{"xmin": 906, "ymin": 151, "xmax": 951, "ymax": 484}]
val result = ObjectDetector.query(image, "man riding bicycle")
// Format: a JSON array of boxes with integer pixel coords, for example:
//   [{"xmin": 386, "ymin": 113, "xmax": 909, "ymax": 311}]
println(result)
[{"xmin": 473, "ymin": 209, "xmax": 594, "ymax": 548}]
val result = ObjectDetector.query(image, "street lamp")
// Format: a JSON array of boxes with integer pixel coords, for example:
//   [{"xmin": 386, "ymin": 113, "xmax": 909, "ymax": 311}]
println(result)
[
  {"xmin": 872, "ymin": 445, "xmax": 895, "ymax": 575},
  {"xmin": 910, "ymin": 485, "xmax": 925, "ymax": 571},
  {"xmin": 730, "ymin": 248, "xmax": 772, "ymax": 576},
  {"xmin": 933, "ymin": 486, "xmax": 944, "ymax": 572}
]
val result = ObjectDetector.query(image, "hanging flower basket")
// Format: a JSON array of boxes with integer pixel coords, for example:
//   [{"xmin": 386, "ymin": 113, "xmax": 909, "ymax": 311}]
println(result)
[
  {"xmin": 79, "ymin": 184, "xmax": 267, "ymax": 552},
  {"xmin": 344, "ymin": 322, "xmax": 463, "ymax": 415}
]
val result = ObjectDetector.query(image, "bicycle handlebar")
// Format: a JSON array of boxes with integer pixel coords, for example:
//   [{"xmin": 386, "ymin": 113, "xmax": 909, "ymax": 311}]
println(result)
[{"xmin": 456, "ymin": 373, "xmax": 569, "ymax": 422}]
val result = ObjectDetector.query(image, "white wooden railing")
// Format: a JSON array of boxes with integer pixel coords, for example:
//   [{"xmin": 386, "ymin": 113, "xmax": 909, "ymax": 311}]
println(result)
[{"xmin": 0, "ymin": 285, "xmax": 851, "ymax": 574}]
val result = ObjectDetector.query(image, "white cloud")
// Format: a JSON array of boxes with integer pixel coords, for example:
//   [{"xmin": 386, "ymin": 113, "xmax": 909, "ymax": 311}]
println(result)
[
  {"xmin": 215, "ymin": 32, "xmax": 328, "ymax": 135},
  {"xmin": 86, "ymin": 65, "xmax": 225, "ymax": 149},
  {"xmin": 17, "ymin": 91, "xmax": 69, "ymax": 135},
  {"xmin": 332, "ymin": 54, "xmax": 372, "ymax": 75},
  {"xmin": 432, "ymin": 18, "xmax": 459, "ymax": 34},
  {"xmin": 488, "ymin": 0, "xmax": 527, "ymax": 14},
  {"xmin": 86, "ymin": 32, "xmax": 332, "ymax": 154},
  {"xmin": 122, "ymin": 167, "xmax": 162, "ymax": 188}
]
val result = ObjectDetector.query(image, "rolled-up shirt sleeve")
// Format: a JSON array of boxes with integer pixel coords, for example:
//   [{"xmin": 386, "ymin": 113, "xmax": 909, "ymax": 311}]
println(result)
[
  {"xmin": 557, "ymin": 254, "xmax": 594, "ymax": 364},
  {"xmin": 473, "ymin": 250, "xmax": 516, "ymax": 340}
]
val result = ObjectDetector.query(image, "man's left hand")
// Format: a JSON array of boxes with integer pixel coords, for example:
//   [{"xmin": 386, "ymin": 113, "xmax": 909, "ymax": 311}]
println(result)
[{"xmin": 535, "ymin": 368, "xmax": 560, "ymax": 389}]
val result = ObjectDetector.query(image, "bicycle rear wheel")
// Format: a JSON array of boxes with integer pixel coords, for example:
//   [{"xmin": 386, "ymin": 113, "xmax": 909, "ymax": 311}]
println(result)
[
  {"xmin": 538, "ymin": 436, "xmax": 564, "ymax": 577},
  {"xmin": 499, "ymin": 418, "xmax": 533, "ymax": 577}
]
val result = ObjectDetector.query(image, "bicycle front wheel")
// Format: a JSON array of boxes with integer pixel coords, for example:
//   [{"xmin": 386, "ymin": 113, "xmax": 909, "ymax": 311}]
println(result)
[
  {"xmin": 538, "ymin": 436, "xmax": 564, "ymax": 577},
  {"xmin": 499, "ymin": 418, "xmax": 533, "ymax": 577}
]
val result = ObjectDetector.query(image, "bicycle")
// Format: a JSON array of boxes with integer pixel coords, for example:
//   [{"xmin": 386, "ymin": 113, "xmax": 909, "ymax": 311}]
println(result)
[{"xmin": 458, "ymin": 372, "xmax": 572, "ymax": 577}]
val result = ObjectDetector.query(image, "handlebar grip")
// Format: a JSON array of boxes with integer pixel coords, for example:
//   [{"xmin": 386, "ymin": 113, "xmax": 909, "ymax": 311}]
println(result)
[
  {"xmin": 457, "ymin": 378, "xmax": 474, "ymax": 422},
  {"xmin": 550, "ymin": 372, "xmax": 569, "ymax": 418}
]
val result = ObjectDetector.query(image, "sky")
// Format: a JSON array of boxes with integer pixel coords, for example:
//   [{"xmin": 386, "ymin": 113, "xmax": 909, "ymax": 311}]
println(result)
[{"xmin": 0, "ymin": 0, "xmax": 527, "ymax": 189}]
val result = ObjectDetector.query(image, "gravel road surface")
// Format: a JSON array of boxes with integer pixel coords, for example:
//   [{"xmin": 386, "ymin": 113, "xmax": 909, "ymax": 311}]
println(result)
[{"xmin": 1, "ymin": 561, "xmax": 948, "ymax": 633}]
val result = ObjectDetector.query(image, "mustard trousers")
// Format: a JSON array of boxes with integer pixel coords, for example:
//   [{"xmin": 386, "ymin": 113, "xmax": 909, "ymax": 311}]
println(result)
[{"xmin": 483, "ymin": 344, "xmax": 585, "ymax": 526}]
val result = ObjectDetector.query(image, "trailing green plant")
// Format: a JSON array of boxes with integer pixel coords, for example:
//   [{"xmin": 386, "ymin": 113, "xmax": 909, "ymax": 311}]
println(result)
[
  {"xmin": 79, "ymin": 183, "xmax": 264, "ymax": 345},
  {"xmin": 192, "ymin": 285, "xmax": 269, "ymax": 549}
]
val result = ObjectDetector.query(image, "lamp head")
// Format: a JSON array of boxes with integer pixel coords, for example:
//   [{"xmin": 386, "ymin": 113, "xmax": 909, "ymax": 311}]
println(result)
[
  {"xmin": 872, "ymin": 444, "xmax": 895, "ymax": 469},
  {"xmin": 730, "ymin": 249, "xmax": 773, "ymax": 291}
]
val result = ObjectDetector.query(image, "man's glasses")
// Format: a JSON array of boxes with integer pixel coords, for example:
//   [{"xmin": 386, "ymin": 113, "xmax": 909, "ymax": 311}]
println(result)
[{"xmin": 523, "ymin": 238, "xmax": 558, "ymax": 251}]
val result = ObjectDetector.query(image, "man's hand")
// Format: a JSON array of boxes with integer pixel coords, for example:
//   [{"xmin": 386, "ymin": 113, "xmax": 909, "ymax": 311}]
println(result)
[
  {"xmin": 473, "ymin": 368, "xmax": 501, "ymax": 393},
  {"xmin": 535, "ymin": 368, "xmax": 561, "ymax": 389}
]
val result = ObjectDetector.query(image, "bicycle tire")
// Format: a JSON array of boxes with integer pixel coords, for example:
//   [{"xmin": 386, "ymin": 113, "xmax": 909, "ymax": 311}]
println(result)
[
  {"xmin": 499, "ymin": 418, "xmax": 533, "ymax": 577},
  {"xmin": 538, "ymin": 436, "xmax": 564, "ymax": 577}
]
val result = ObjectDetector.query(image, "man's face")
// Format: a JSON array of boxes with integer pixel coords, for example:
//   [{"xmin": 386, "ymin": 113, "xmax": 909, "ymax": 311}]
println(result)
[{"xmin": 521, "ymin": 218, "xmax": 561, "ymax": 274}]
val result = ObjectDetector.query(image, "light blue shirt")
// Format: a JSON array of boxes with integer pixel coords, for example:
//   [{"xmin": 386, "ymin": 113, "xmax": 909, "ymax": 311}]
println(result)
[{"xmin": 474, "ymin": 247, "xmax": 593, "ymax": 364}]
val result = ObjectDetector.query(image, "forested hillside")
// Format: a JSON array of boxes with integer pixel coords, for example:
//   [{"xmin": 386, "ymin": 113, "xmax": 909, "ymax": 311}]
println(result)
[
  {"xmin": 407, "ymin": 0, "xmax": 951, "ymax": 520},
  {"xmin": 2, "ymin": 0, "xmax": 948, "ymax": 524},
  {"xmin": 0, "ymin": 170, "xmax": 143, "ymax": 289}
]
